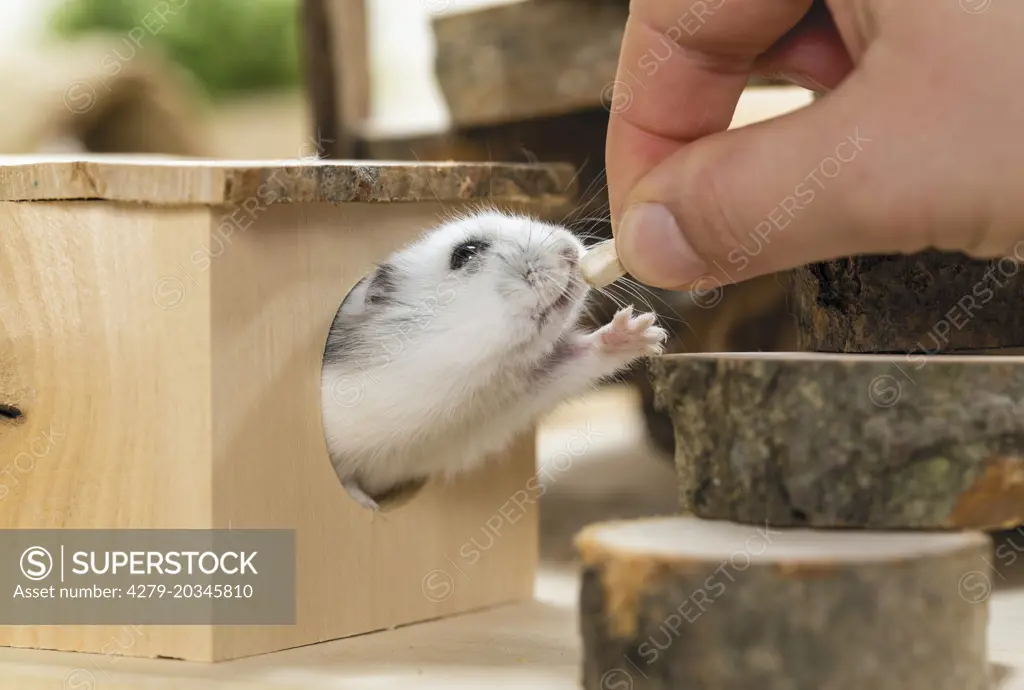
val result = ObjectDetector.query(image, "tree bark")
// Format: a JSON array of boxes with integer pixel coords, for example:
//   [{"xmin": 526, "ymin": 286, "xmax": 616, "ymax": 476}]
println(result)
[
  {"xmin": 790, "ymin": 251, "xmax": 1024, "ymax": 352},
  {"xmin": 649, "ymin": 352, "xmax": 1024, "ymax": 530},
  {"xmin": 577, "ymin": 516, "xmax": 993, "ymax": 690}
]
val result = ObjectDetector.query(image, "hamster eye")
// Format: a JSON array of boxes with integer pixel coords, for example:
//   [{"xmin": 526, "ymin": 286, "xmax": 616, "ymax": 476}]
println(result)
[{"xmin": 449, "ymin": 239, "xmax": 490, "ymax": 270}]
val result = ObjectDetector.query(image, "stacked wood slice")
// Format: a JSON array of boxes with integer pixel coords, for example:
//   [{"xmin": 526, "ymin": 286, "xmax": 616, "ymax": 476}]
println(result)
[
  {"xmin": 578, "ymin": 248, "xmax": 1020, "ymax": 684},
  {"xmin": 576, "ymin": 517, "xmax": 993, "ymax": 690},
  {"xmin": 649, "ymin": 352, "xmax": 1024, "ymax": 531},
  {"xmin": 790, "ymin": 251, "xmax": 1024, "ymax": 353},
  {"xmin": 641, "ymin": 244, "xmax": 1024, "ymax": 530},
  {"xmin": 779, "ymin": 250, "xmax": 1024, "ymax": 531}
]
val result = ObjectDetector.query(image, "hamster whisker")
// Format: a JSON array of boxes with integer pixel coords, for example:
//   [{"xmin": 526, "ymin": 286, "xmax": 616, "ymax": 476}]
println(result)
[
  {"xmin": 576, "ymin": 300, "xmax": 601, "ymax": 328},
  {"xmin": 524, "ymin": 217, "xmax": 553, "ymax": 255},
  {"xmin": 573, "ymin": 281, "xmax": 623, "ymax": 314},
  {"xmin": 536, "ymin": 269, "xmax": 572, "ymax": 298},
  {"xmin": 563, "ymin": 222, "xmax": 612, "ymax": 247},
  {"xmin": 563, "ymin": 275, "xmax": 592, "ymax": 292},
  {"xmin": 562, "ymin": 201, "xmax": 610, "ymax": 225},
  {"xmin": 609, "ymin": 287, "xmax": 690, "ymax": 333},
  {"xmin": 601, "ymin": 282, "xmax": 673, "ymax": 325},
  {"xmin": 561, "ymin": 155, "xmax": 594, "ymax": 196},
  {"xmin": 565, "ymin": 232, "xmax": 605, "ymax": 244},
  {"xmin": 569, "ymin": 217, "xmax": 610, "ymax": 243},
  {"xmin": 528, "ymin": 221, "xmax": 566, "ymax": 258},
  {"xmin": 535, "ymin": 230, "xmax": 565, "ymax": 257},
  {"xmin": 560, "ymin": 171, "xmax": 609, "ymax": 225},
  {"xmin": 590, "ymin": 285, "xmax": 629, "ymax": 312},
  {"xmin": 567, "ymin": 265, "xmax": 691, "ymax": 328},
  {"xmin": 524, "ymin": 217, "xmax": 538, "ymax": 254},
  {"xmin": 563, "ymin": 221, "xmax": 611, "ymax": 233},
  {"xmin": 560, "ymin": 210, "xmax": 606, "ymax": 241},
  {"xmin": 616, "ymin": 277, "xmax": 693, "ymax": 326}
]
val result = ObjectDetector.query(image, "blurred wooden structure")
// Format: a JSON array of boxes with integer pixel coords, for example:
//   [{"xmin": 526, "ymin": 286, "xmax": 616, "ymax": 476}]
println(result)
[
  {"xmin": 302, "ymin": 0, "xmax": 369, "ymax": 159},
  {"xmin": 0, "ymin": 35, "xmax": 209, "ymax": 156}
]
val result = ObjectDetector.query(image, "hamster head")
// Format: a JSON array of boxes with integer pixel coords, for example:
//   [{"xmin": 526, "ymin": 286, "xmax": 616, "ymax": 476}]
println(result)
[{"xmin": 334, "ymin": 211, "xmax": 589, "ymax": 358}]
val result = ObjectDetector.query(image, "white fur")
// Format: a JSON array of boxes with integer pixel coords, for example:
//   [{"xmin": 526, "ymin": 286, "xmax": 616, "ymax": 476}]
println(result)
[{"xmin": 320, "ymin": 210, "xmax": 667, "ymax": 509}]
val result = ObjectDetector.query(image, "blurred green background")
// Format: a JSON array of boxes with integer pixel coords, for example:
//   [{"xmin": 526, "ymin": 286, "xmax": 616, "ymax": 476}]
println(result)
[{"xmin": 50, "ymin": 0, "xmax": 302, "ymax": 100}]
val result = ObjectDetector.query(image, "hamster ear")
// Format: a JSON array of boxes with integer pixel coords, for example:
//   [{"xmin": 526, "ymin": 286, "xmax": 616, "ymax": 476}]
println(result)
[
  {"xmin": 339, "ymin": 275, "xmax": 369, "ymax": 313},
  {"xmin": 364, "ymin": 263, "xmax": 396, "ymax": 306},
  {"xmin": 338, "ymin": 264, "xmax": 396, "ymax": 318}
]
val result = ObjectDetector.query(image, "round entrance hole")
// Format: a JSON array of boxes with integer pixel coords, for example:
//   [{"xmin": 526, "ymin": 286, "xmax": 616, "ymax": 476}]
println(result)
[{"xmin": 318, "ymin": 271, "xmax": 428, "ymax": 513}]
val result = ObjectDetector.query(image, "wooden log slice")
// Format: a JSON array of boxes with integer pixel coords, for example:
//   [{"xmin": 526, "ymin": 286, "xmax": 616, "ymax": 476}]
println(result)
[
  {"xmin": 635, "ymin": 273, "xmax": 799, "ymax": 456},
  {"xmin": 432, "ymin": 0, "xmax": 627, "ymax": 127},
  {"xmin": 791, "ymin": 251, "xmax": 1024, "ymax": 352},
  {"xmin": 431, "ymin": 0, "xmax": 795, "ymax": 128},
  {"xmin": 577, "ymin": 516, "xmax": 993, "ymax": 690},
  {"xmin": 649, "ymin": 352, "xmax": 1024, "ymax": 530}
]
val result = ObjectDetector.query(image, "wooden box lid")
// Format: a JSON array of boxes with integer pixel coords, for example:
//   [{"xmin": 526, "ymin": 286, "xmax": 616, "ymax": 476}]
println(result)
[{"xmin": 0, "ymin": 155, "xmax": 578, "ymax": 206}]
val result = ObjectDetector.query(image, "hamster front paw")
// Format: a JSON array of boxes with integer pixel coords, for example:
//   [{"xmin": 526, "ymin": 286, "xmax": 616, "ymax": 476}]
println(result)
[{"xmin": 596, "ymin": 306, "xmax": 668, "ymax": 358}]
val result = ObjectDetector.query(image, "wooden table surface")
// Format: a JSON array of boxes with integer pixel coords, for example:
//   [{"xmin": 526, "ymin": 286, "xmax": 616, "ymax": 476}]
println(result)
[
  {"xmin": 1, "ymin": 384, "xmax": 1023, "ymax": 689},
  {"xmin": 0, "ymin": 558, "xmax": 1022, "ymax": 690}
]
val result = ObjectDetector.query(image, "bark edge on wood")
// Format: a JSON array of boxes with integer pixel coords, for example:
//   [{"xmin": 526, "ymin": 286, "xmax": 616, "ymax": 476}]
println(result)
[
  {"xmin": 649, "ymin": 353, "xmax": 1024, "ymax": 530},
  {"xmin": 576, "ymin": 516, "xmax": 992, "ymax": 690},
  {"xmin": 790, "ymin": 251, "xmax": 1024, "ymax": 352}
]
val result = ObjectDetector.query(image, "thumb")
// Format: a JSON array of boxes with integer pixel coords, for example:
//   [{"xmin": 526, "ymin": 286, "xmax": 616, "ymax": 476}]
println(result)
[{"xmin": 613, "ymin": 76, "xmax": 916, "ymax": 291}]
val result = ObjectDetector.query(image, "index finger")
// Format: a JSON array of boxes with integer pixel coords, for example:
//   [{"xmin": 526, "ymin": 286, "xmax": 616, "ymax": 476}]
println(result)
[{"xmin": 605, "ymin": 0, "xmax": 815, "ymax": 224}]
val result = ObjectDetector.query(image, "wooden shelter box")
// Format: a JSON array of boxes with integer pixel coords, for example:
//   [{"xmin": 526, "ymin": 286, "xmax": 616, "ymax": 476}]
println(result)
[{"xmin": 0, "ymin": 156, "xmax": 577, "ymax": 662}]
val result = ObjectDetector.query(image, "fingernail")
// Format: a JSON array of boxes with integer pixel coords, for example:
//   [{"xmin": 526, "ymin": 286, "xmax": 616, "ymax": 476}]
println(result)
[{"xmin": 617, "ymin": 203, "xmax": 708, "ymax": 288}]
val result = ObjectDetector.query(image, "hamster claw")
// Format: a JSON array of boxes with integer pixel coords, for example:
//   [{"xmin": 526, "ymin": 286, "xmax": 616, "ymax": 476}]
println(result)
[
  {"xmin": 610, "ymin": 305, "xmax": 634, "ymax": 330},
  {"xmin": 634, "ymin": 312, "xmax": 657, "ymax": 330},
  {"xmin": 644, "ymin": 326, "xmax": 670, "ymax": 355}
]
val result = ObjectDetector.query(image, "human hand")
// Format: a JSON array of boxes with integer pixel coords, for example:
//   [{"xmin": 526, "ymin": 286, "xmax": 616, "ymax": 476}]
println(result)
[{"xmin": 606, "ymin": 0, "xmax": 1024, "ymax": 291}]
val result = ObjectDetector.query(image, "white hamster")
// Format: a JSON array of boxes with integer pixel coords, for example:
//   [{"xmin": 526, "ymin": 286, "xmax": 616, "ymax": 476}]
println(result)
[{"xmin": 320, "ymin": 210, "xmax": 668, "ymax": 511}]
